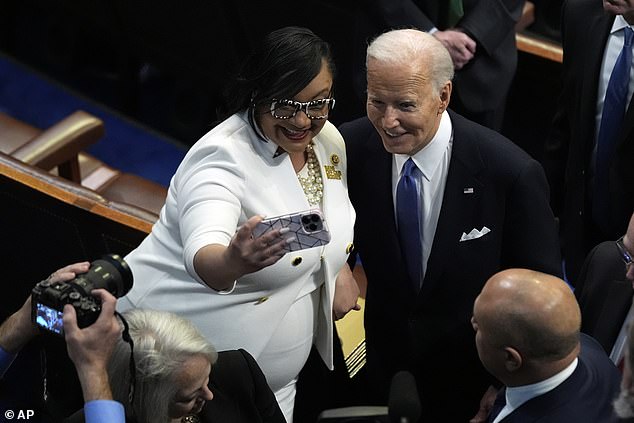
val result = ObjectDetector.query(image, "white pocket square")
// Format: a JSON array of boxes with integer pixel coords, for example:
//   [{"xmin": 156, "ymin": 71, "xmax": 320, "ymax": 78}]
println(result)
[{"xmin": 460, "ymin": 226, "xmax": 491, "ymax": 242}]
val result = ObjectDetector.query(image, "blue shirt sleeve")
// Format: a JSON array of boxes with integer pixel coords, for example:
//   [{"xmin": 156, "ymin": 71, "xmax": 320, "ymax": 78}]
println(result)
[
  {"xmin": 0, "ymin": 346, "xmax": 17, "ymax": 378},
  {"xmin": 84, "ymin": 400, "xmax": 125, "ymax": 423}
]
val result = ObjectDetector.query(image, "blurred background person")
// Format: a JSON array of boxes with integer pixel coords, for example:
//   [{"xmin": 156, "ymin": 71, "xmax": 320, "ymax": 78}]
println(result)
[
  {"xmin": 350, "ymin": 0, "xmax": 525, "ymax": 130},
  {"xmin": 575, "ymin": 211, "xmax": 634, "ymax": 360},
  {"xmin": 614, "ymin": 317, "xmax": 634, "ymax": 421},
  {"xmin": 545, "ymin": 0, "xmax": 634, "ymax": 284}
]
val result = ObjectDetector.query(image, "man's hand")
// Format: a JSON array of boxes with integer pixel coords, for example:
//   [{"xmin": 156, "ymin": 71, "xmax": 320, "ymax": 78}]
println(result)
[
  {"xmin": 63, "ymin": 289, "xmax": 121, "ymax": 401},
  {"xmin": 470, "ymin": 385, "xmax": 499, "ymax": 423},
  {"xmin": 333, "ymin": 264, "xmax": 361, "ymax": 320},
  {"xmin": 0, "ymin": 262, "xmax": 90, "ymax": 354},
  {"xmin": 433, "ymin": 30, "xmax": 477, "ymax": 70}
]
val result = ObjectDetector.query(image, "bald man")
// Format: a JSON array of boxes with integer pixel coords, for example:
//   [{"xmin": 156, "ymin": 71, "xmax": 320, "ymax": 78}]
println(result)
[{"xmin": 472, "ymin": 269, "xmax": 621, "ymax": 422}]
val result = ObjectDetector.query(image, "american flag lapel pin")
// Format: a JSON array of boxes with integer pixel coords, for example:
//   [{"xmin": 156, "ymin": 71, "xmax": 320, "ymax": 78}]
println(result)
[{"xmin": 463, "ymin": 187, "xmax": 474, "ymax": 194}]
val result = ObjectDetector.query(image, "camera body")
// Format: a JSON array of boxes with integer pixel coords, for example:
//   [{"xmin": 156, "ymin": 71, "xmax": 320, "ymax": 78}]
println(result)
[{"xmin": 31, "ymin": 254, "xmax": 133, "ymax": 336}]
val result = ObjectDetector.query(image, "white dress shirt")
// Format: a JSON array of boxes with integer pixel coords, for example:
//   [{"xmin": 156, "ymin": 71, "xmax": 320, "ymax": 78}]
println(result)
[{"xmin": 392, "ymin": 111, "xmax": 453, "ymax": 284}]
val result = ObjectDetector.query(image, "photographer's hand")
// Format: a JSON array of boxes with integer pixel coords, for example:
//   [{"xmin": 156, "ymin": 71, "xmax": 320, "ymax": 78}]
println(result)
[
  {"xmin": 0, "ymin": 262, "xmax": 90, "ymax": 354},
  {"xmin": 63, "ymin": 289, "xmax": 121, "ymax": 402}
]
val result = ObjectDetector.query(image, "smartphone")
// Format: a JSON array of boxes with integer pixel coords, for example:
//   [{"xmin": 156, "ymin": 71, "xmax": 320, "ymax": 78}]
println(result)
[
  {"xmin": 34, "ymin": 302, "xmax": 65, "ymax": 335},
  {"xmin": 253, "ymin": 209, "xmax": 331, "ymax": 252}
]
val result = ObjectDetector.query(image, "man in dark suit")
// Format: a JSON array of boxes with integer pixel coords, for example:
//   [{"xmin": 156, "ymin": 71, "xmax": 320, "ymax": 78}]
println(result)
[
  {"xmin": 545, "ymin": 0, "xmax": 634, "ymax": 285},
  {"xmin": 340, "ymin": 29, "xmax": 561, "ymax": 422},
  {"xmin": 575, "ymin": 211, "xmax": 634, "ymax": 358},
  {"xmin": 473, "ymin": 268, "xmax": 621, "ymax": 422},
  {"xmin": 350, "ymin": 0, "xmax": 525, "ymax": 130}
]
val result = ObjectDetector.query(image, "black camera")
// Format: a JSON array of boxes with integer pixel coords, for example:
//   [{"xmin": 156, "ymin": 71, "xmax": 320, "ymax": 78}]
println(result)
[{"xmin": 31, "ymin": 254, "xmax": 133, "ymax": 336}]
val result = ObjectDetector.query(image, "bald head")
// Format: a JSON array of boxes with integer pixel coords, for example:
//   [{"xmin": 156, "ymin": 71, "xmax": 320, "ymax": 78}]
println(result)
[
  {"xmin": 477, "ymin": 269, "xmax": 580, "ymax": 359},
  {"xmin": 472, "ymin": 269, "xmax": 581, "ymax": 385}
]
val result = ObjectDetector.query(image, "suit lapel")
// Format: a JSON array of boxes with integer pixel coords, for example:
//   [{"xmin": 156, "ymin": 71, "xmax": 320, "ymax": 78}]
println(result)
[
  {"xmin": 363, "ymin": 135, "xmax": 403, "ymax": 263},
  {"xmin": 419, "ymin": 112, "xmax": 485, "ymax": 302},
  {"xmin": 579, "ymin": 12, "xmax": 613, "ymax": 153}
]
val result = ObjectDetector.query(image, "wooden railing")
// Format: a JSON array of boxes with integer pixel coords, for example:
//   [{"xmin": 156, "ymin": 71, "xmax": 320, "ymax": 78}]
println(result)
[{"xmin": 516, "ymin": 32, "xmax": 563, "ymax": 63}]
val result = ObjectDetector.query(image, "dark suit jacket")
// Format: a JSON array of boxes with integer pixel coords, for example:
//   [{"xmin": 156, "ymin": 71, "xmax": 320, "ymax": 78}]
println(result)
[
  {"xmin": 351, "ymin": 0, "xmax": 524, "ymax": 123},
  {"xmin": 202, "ymin": 349, "xmax": 285, "ymax": 422},
  {"xmin": 340, "ymin": 112, "xmax": 561, "ymax": 422},
  {"xmin": 546, "ymin": 0, "xmax": 634, "ymax": 284},
  {"xmin": 65, "ymin": 349, "xmax": 285, "ymax": 423},
  {"xmin": 496, "ymin": 334, "xmax": 621, "ymax": 422},
  {"xmin": 575, "ymin": 241, "xmax": 633, "ymax": 354}
]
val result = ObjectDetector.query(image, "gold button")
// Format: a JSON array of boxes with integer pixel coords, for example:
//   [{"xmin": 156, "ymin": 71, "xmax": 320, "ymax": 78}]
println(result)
[
  {"xmin": 292, "ymin": 257, "xmax": 303, "ymax": 266},
  {"xmin": 346, "ymin": 243, "xmax": 354, "ymax": 254},
  {"xmin": 255, "ymin": 296, "xmax": 269, "ymax": 305}
]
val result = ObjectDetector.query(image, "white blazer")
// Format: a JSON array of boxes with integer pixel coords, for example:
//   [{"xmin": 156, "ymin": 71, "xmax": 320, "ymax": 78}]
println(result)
[{"xmin": 118, "ymin": 111, "xmax": 355, "ymax": 370}]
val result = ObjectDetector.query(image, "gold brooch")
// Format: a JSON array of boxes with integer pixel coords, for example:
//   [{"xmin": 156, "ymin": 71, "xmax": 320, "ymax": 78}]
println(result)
[
  {"xmin": 330, "ymin": 154, "xmax": 340, "ymax": 165},
  {"xmin": 324, "ymin": 165, "xmax": 342, "ymax": 180}
]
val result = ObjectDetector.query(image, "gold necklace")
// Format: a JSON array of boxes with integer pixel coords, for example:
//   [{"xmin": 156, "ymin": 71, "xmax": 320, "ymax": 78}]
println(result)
[{"xmin": 297, "ymin": 142, "xmax": 323, "ymax": 206}]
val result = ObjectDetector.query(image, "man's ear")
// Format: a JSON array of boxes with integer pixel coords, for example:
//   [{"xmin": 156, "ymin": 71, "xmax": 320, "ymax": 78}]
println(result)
[
  {"xmin": 438, "ymin": 81, "xmax": 452, "ymax": 113},
  {"xmin": 503, "ymin": 347, "xmax": 522, "ymax": 372}
]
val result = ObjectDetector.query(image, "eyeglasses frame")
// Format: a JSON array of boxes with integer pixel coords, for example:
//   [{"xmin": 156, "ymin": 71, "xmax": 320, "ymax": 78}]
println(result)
[{"xmin": 269, "ymin": 97, "xmax": 335, "ymax": 120}]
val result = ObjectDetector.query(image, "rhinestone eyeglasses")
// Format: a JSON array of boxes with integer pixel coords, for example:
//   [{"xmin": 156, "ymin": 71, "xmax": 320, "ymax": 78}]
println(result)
[{"xmin": 270, "ymin": 97, "xmax": 335, "ymax": 120}]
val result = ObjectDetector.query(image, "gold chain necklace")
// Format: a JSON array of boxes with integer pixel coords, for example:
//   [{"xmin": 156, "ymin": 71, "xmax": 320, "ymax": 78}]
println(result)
[{"xmin": 297, "ymin": 142, "xmax": 323, "ymax": 206}]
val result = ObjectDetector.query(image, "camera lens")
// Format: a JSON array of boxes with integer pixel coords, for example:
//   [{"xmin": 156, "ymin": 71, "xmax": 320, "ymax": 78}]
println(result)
[
  {"xmin": 71, "ymin": 254, "xmax": 133, "ymax": 298},
  {"xmin": 302, "ymin": 215, "xmax": 311, "ymax": 224},
  {"xmin": 310, "ymin": 214, "xmax": 319, "ymax": 222},
  {"xmin": 88, "ymin": 254, "xmax": 133, "ymax": 297}
]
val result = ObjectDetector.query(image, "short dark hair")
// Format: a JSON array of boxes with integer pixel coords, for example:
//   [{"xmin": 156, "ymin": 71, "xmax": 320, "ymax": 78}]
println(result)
[{"xmin": 222, "ymin": 26, "xmax": 335, "ymax": 120}]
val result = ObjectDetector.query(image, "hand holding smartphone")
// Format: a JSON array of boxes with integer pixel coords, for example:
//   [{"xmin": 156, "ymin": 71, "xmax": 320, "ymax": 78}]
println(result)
[{"xmin": 252, "ymin": 209, "xmax": 331, "ymax": 253}]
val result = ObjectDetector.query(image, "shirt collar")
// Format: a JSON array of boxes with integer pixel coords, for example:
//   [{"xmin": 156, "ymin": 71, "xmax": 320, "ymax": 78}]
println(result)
[
  {"xmin": 505, "ymin": 358, "xmax": 578, "ymax": 410},
  {"xmin": 394, "ymin": 110, "xmax": 452, "ymax": 182},
  {"xmin": 243, "ymin": 109, "xmax": 285, "ymax": 158},
  {"xmin": 612, "ymin": 15, "xmax": 633, "ymax": 34}
]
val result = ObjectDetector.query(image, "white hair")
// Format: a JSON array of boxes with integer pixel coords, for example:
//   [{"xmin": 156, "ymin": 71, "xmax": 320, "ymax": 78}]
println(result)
[
  {"xmin": 366, "ymin": 28, "xmax": 455, "ymax": 92},
  {"xmin": 108, "ymin": 309, "xmax": 218, "ymax": 423}
]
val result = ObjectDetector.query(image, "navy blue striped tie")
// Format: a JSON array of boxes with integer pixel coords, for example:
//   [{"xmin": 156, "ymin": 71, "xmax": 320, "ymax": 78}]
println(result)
[
  {"xmin": 397, "ymin": 158, "xmax": 422, "ymax": 290},
  {"xmin": 594, "ymin": 27, "xmax": 633, "ymax": 230}
]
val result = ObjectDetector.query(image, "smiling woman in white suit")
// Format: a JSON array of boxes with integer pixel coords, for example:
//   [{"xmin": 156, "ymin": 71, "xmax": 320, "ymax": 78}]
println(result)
[{"xmin": 116, "ymin": 27, "xmax": 358, "ymax": 423}]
